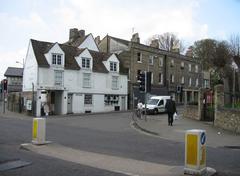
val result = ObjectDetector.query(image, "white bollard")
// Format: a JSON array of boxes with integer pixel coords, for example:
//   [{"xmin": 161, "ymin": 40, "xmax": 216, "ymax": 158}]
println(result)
[
  {"xmin": 32, "ymin": 118, "xmax": 47, "ymax": 145},
  {"xmin": 184, "ymin": 129, "xmax": 207, "ymax": 175}
]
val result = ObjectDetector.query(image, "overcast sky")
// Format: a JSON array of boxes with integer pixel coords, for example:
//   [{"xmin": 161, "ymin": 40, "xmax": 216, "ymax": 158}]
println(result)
[{"xmin": 0, "ymin": 0, "xmax": 240, "ymax": 80}]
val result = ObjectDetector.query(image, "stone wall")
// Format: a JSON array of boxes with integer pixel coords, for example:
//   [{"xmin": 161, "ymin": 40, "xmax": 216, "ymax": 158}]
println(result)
[
  {"xmin": 214, "ymin": 84, "xmax": 240, "ymax": 134},
  {"xmin": 215, "ymin": 108, "xmax": 240, "ymax": 134},
  {"xmin": 182, "ymin": 105, "xmax": 200, "ymax": 120}
]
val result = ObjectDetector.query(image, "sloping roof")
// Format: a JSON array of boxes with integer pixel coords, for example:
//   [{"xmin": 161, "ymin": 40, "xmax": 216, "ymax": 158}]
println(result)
[
  {"xmin": 4, "ymin": 67, "xmax": 23, "ymax": 77},
  {"xmin": 64, "ymin": 34, "xmax": 91, "ymax": 47},
  {"xmin": 109, "ymin": 36, "xmax": 130, "ymax": 46},
  {"xmin": 89, "ymin": 50, "xmax": 110, "ymax": 73},
  {"xmin": 30, "ymin": 39, "xmax": 81, "ymax": 70},
  {"xmin": 30, "ymin": 39, "xmax": 128, "ymax": 74}
]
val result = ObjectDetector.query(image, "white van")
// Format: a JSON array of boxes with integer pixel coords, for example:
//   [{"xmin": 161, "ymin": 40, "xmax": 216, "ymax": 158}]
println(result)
[{"xmin": 144, "ymin": 96, "xmax": 171, "ymax": 114}]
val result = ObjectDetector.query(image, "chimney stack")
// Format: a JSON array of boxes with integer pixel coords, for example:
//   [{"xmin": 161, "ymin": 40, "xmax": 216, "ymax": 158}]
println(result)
[
  {"xmin": 69, "ymin": 28, "xmax": 86, "ymax": 42},
  {"xmin": 69, "ymin": 28, "xmax": 79, "ymax": 41},
  {"xmin": 95, "ymin": 36, "xmax": 101, "ymax": 45},
  {"xmin": 150, "ymin": 39, "xmax": 159, "ymax": 48},
  {"xmin": 131, "ymin": 33, "xmax": 140, "ymax": 43},
  {"xmin": 79, "ymin": 30, "xmax": 85, "ymax": 38}
]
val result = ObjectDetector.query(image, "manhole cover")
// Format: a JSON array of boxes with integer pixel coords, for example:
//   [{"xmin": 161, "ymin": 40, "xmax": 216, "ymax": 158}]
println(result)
[{"xmin": 0, "ymin": 159, "xmax": 31, "ymax": 171}]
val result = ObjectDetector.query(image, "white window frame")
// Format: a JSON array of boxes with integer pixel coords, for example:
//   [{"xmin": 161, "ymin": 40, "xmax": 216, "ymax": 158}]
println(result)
[
  {"xmin": 82, "ymin": 57, "xmax": 91, "ymax": 69},
  {"xmin": 112, "ymin": 76, "xmax": 119, "ymax": 90},
  {"xmin": 52, "ymin": 54, "xmax": 62, "ymax": 65},
  {"xmin": 159, "ymin": 73, "xmax": 163, "ymax": 84},
  {"xmin": 181, "ymin": 62, "xmax": 184, "ymax": 68},
  {"xmin": 137, "ymin": 52, "xmax": 142, "ymax": 63},
  {"xmin": 83, "ymin": 73, "xmax": 91, "ymax": 88},
  {"xmin": 159, "ymin": 57, "xmax": 163, "ymax": 67},
  {"xmin": 110, "ymin": 62, "xmax": 117, "ymax": 72},
  {"xmin": 189, "ymin": 64, "xmax": 192, "ymax": 72},
  {"xmin": 149, "ymin": 56, "xmax": 154, "ymax": 65},
  {"xmin": 189, "ymin": 77, "xmax": 192, "ymax": 86},
  {"xmin": 195, "ymin": 65, "xmax": 198, "ymax": 73},
  {"xmin": 170, "ymin": 74, "xmax": 174, "ymax": 83},
  {"xmin": 54, "ymin": 70, "xmax": 63, "ymax": 86},
  {"xmin": 181, "ymin": 76, "xmax": 185, "ymax": 84},
  {"xmin": 196, "ymin": 78, "xmax": 199, "ymax": 87}
]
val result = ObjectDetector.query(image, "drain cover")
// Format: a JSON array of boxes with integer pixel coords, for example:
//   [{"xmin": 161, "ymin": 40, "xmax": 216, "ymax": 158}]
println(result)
[{"xmin": 0, "ymin": 159, "xmax": 31, "ymax": 171}]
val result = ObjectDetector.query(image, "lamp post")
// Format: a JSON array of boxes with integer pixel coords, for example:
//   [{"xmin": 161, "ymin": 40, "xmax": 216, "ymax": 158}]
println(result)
[{"xmin": 232, "ymin": 62, "xmax": 238, "ymax": 108}]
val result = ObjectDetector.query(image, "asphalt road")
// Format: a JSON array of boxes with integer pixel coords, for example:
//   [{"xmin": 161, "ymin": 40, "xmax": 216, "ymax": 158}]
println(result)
[{"xmin": 0, "ymin": 111, "xmax": 240, "ymax": 176}]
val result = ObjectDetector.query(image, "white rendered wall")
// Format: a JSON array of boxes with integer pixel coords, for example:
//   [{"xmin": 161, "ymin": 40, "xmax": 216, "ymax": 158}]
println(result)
[
  {"xmin": 23, "ymin": 41, "xmax": 38, "ymax": 91},
  {"xmin": 79, "ymin": 34, "xmax": 99, "ymax": 52}
]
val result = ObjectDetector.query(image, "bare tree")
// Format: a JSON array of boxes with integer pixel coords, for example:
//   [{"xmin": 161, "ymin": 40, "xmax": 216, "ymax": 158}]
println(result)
[
  {"xmin": 147, "ymin": 33, "xmax": 185, "ymax": 53},
  {"xmin": 229, "ymin": 34, "xmax": 240, "ymax": 92}
]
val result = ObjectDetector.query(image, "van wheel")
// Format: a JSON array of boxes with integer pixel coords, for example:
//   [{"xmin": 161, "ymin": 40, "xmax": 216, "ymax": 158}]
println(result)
[{"xmin": 154, "ymin": 109, "xmax": 158, "ymax": 115}]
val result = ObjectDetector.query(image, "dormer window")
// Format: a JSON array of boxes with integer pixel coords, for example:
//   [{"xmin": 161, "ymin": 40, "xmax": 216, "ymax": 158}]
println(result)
[
  {"xmin": 82, "ymin": 57, "xmax": 91, "ymax": 69},
  {"xmin": 52, "ymin": 54, "xmax": 62, "ymax": 65},
  {"xmin": 110, "ymin": 62, "xmax": 117, "ymax": 72}
]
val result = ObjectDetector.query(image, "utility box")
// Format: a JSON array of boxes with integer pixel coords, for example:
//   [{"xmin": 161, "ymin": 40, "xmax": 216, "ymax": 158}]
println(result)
[
  {"xmin": 32, "ymin": 118, "xmax": 46, "ymax": 145},
  {"xmin": 184, "ymin": 129, "xmax": 207, "ymax": 175}
]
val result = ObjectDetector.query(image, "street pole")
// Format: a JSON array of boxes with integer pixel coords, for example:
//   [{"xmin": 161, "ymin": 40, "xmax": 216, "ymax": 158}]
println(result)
[
  {"xmin": 32, "ymin": 83, "xmax": 34, "ymax": 116},
  {"xmin": 232, "ymin": 68, "xmax": 235, "ymax": 108},
  {"xmin": 3, "ymin": 91, "xmax": 5, "ymax": 114},
  {"xmin": 144, "ymin": 71, "xmax": 147, "ymax": 121}
]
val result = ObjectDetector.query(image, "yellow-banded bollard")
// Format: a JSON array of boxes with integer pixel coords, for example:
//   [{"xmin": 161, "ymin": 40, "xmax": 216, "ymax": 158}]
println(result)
[
  {"xmin": 32, "ymin": 118, "xmax": 46, "ymax": 145},
  {"xmin": 184, "ymin": 129, "xmax": 206, "ymax": 175}
]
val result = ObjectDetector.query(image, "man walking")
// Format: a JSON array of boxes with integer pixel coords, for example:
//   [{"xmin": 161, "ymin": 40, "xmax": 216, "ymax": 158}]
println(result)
[{"xmin": 165, "ymin": 96, "xmax": 177, "ymax": 126}]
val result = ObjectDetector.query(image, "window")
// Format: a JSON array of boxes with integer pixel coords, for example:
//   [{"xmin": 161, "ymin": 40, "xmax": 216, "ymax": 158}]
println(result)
[
  {"xmin": 149, "ymin": 56, "xmax": 153, "ymax": 65},
  {"xmin": 159, "ymin": 73, "xmax": 163, "ymax": 84},
  {"xmin": 137, "ymin": 52, "xmax": 142, "ymax": 62},
  {"xmin": 170, "ymin": 74, "xmax": 174, "ymax": 83},
  {"xmin": 181, "ymin": 62, "xmax": 184, "ymax": 69},
  {"xmin": 189, "ymin": 64, "xmax": 192, "ymax": 72},
  {"xmin": 82, "ymin": 57, "xmax": 91, "ymax": 69},
  {"xmin": 52, "ymin": 54, "xmax": 56, "ymax": 64},
  {"xmin": 112, "ymin": 76, "xmax": 118, "ymax": 89},
  {"xmin": 181, "ymin": 76, "xmax": 185, "ymax": 84},
  {"xmin": 204, "ymin": 79, "xmax": 209, "ymax": 88},
  {"xmin": 52, "ymin": 54, "xmax": 62, "ymax": 65},
  {"xmin": 54, "ymin": 70, "xmax": 63, "ymax": 86},
  {"xmin": 196, "ymin": 78, "xmax": 199, "ymax": 87},
  {"xmin": 170, "ymin": 59, "xmax": 174, "ymax": 67},
  {"xmin": 110, "ymin": 62, "xmax": 117, "ymax": 72},
  {"xmin": 189, "ymin": 77, "xmax": 192, "ymax": 86},
  {"xmin": 159, "ymin": 57, "xmax": 163, "ymax": 67},
  {"xmin": 158, "ymin": 100, "xmax": 164, "ymax": 106},
  {"xmin": 104, "ymin": 95, "xmax": 119, "ymax": 105},
  {"xmin": 83, "ymin": 73, "xmax": 91, "ymax": 87},
  {"xmin": 84, "ymin": 94, "xmax": 92, "ymax": 105},
  {"xmin": 195, "ymin": 65, "xmax": 198, "ymax": 73},
  {"xmin": 57, "ymin": 55, "xmax": 62, "ymax": 65}
]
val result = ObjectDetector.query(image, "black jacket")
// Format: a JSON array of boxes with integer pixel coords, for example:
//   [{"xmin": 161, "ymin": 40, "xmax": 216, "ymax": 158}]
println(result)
[{"xmin": 165, "ymin": 99, "xmax": 177, "ymax": 114}]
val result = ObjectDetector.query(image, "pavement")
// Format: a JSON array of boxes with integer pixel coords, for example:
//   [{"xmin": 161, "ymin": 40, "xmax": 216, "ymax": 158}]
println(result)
[
  {"xmin": 132, "ymin": 112, "xmax": 240, "ymax": 148},
  {"xmin": 2, "ymin": 108, "xmax": 240, "ymax": 175}
]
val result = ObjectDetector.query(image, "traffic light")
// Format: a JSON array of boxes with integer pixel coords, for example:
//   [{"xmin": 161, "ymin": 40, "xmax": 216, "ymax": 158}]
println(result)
[
  {"xmin": 139, "ymin": 72, "xmax": 145, "ymax": 92},
  {"xmin": 3, "ymin": 79, "xmax": 7, "ymax": 91},
  {"xmin": 146, "ymin": 72, "xmax": 151, "ymax": 92}
]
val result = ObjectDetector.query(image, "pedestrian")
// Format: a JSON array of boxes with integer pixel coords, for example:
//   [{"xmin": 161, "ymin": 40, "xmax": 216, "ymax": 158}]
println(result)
[
  {"xmin": 165, "ymin": 96, "xmax": 177, "ymax": 126},
  {"xmin": 43, "ymin": 102, "xmax": 49, "ymax": 118}
]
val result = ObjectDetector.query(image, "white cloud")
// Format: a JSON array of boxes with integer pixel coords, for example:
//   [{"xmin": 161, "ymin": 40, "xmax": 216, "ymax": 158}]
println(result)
[{"xmin": 0, "ymin": 0, "xmax": 211, "ymax": 79}]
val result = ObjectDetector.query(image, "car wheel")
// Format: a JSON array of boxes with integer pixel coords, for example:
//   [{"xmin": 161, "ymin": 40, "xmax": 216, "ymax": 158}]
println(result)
[{"xmin": 154, "ymin": 109, "xmax": 158, "ymax": 115}]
